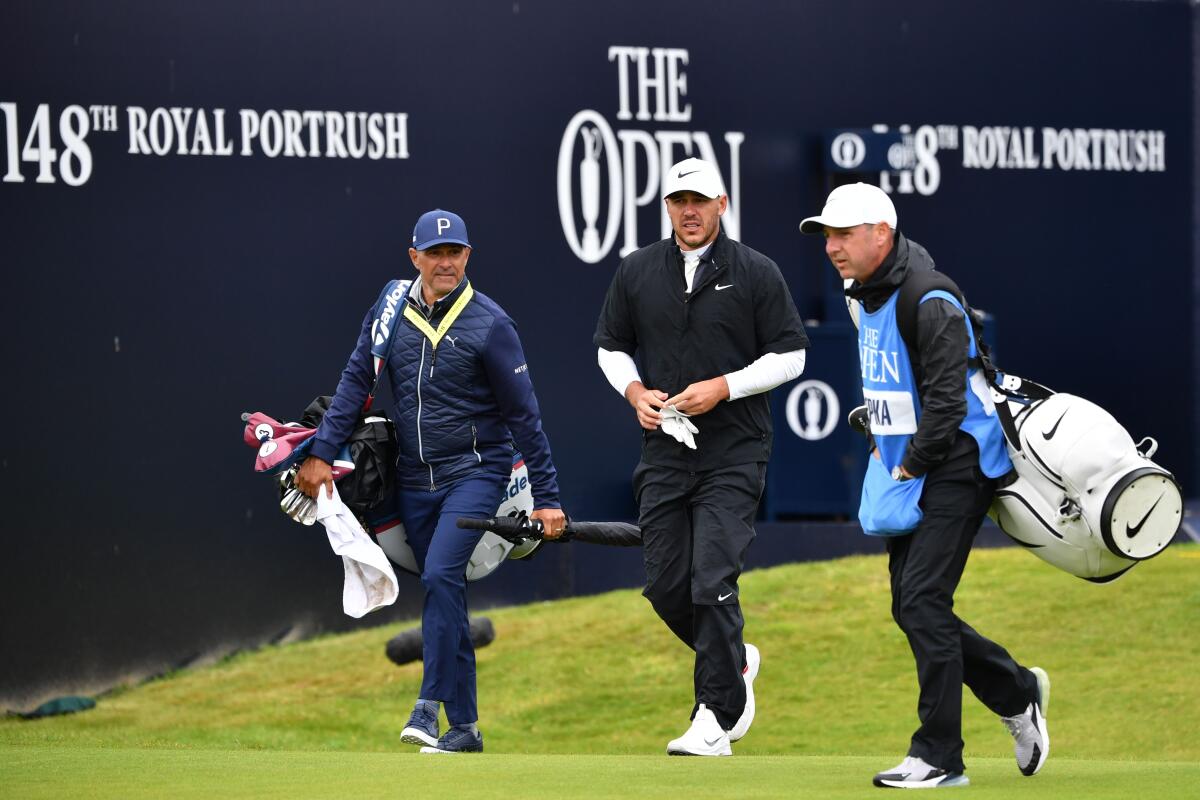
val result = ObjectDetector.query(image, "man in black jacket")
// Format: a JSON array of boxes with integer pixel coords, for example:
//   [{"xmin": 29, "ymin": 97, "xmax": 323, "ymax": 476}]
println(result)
[
  {"xmin": 594, "ymin": 158, "xmax": 809, "ymax": 756},
  {"xmin": 801, "ymin": 182, "xmax": 1049, "ymax": 788}
]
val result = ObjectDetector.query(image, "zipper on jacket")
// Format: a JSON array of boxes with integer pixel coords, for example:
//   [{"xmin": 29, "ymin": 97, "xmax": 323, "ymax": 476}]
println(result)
[
  {"xmin": 415, "ymin": 338, "xmax": 435, "ymax": 490},
  {"xmin": 684, "ymin": 259, "xmax": 724, "ymax": 303},
  {"xmin": 471, "ymin": 422, "xmax": 481, "ymax": 463}
]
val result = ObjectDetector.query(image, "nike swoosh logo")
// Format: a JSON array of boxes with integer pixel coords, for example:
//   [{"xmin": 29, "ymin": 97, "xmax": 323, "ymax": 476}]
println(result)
[
  {"xmin": 718, "ymin": 591, "xmax": 734, "ymax": 601},
  {"xmin": 1041, "ymin": 409, "xmax": 1068, "ymax": 440},
  {"xmin": 1126, "ymin": 492, "xmax": 1165, "ymax": 538},
  {"xmin": 704, "ymin": 736, "xmax": 724, "ymax": 746},
  {"xmin": 677, "ymin": 169, "xmax": 700, "ymax": 178},
  {"xmin": 715, "ymin": 283, "xmax": 733, "ymax": 291}
]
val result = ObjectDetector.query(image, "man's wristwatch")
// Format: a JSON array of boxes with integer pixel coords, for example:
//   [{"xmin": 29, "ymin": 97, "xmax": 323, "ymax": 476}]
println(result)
[{"xmin": 892, "ymin": 465, "xmax": 913, "ymax": 482}]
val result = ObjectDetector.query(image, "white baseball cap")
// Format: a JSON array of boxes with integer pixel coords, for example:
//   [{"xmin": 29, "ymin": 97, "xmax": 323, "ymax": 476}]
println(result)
[
  {"xmin": 799, "ymin": 182, "xmax": 897, "ymax": 234},
  {"xmin": 662, "ymin": 157, "xmax": 726, "ymax": 200}
]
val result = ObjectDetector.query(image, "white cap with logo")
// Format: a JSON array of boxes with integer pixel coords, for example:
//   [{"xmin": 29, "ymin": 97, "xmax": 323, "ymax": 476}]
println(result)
[
  {"xmin": 799, "ymin": 182, "xmax": 897, "ymax": 234},
  {"xmin": 662, "ymin": 157, "xmax": 726, "ymax": 200}
]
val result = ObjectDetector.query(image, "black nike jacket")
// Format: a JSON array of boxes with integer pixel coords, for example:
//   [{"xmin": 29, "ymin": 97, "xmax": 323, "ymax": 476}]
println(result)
[{"xmin": 594, "ymin": 228, "xmax": 809, "ymax": 471}]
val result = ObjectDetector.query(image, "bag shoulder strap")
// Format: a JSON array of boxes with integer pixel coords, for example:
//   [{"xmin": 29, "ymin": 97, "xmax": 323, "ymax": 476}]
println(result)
[
  {"xmin": 897, "ymin": 269, "xmax": 999, "ymax": 373},
  {"xmin": 895, "ymin": 269, "xmax": 964, "ymax": 350},
  {"xmin": 898, "ymin": 271, "xmax": 1059, "ymax": 451},
  {"xmin": 364, "ymin": 278, "xmax": 412, "ymax": 410}
]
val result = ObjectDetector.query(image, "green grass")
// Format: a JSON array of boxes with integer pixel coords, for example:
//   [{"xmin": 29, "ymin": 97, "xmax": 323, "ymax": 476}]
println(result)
[
  {"xmin": 2, "ymin": 544, "xmax": 1197, "ymax": 798},
  {"xmin": 3, "ymin": 749, "xmax": 1197, "ymax": 799}
]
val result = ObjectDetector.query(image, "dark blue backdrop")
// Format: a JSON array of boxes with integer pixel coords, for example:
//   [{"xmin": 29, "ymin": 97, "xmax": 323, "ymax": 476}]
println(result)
[{"xmin": 1, "ymin": 0, "xmax": 1194, "ymax": 709}]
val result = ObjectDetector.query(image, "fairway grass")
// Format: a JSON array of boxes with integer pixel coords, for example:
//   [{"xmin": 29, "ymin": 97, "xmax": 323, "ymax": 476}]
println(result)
[
  {"xmin": 3, "ymin": 747, "xmax": 1198, "ymax": 799},
  {"xmin": 2, "ymin": 545, "xmax": 1197, "ymax": 798}
]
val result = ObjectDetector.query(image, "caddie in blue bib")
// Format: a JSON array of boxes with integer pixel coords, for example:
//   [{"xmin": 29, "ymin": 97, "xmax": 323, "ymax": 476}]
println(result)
[{"xmin": 857, "ymin": 290, "xmax": 1011, "ymax": 535}]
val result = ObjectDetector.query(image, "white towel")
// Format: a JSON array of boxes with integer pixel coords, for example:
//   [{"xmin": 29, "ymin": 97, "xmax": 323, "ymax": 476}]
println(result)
[{"xmin": 315, "ymin": 484, "xmax": 399, "ymax": 618}]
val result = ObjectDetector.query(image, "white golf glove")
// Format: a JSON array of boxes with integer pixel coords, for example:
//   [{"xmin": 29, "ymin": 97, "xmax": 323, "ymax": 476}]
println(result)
[{"xmin": 660, "ymin": 405, "xmax": 699, "ymax": 450}]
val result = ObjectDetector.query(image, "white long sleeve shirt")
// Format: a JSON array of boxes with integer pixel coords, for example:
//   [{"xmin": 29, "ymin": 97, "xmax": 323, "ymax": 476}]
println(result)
[{"xmin": 597, "ymin": 346, "xmax": 807, "ymax": 401}]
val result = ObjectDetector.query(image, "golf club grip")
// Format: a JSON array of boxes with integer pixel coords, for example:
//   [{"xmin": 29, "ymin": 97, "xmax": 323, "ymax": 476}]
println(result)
[
  {"xmin": 566, "ymin": 520, "xmax": 643, "ymax": 547},
  {"xmin": 454, "ymin": 516, "xmax": 644, "ymax": 549},
  {"xmin": 456, "ymin": 516, "xmax": 544, "ymax": 538}
]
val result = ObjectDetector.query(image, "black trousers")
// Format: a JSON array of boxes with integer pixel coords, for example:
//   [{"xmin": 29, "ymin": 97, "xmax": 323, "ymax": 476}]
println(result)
[
  {"xmin": 633, "ymin": 460, "xmax": 764, "ymax": 731},
  {"xmin": 886, "ymin": 435, "xmax": 1038, "ymax": 772}
]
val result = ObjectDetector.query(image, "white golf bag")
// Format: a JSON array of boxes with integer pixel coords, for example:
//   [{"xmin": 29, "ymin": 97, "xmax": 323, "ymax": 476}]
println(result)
[
  {"xmin": 987, "ymin": 374, "xmax": 1181, "ymax": 581},
  {"xmin": 375, "ymin": 459, "xmax": 537, "ymax": 582}
]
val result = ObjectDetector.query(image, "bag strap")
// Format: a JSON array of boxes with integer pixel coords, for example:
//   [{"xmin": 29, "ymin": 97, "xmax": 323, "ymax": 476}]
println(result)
[
  {"xmin": 895, "ymin": 270, "xmax": 1048, "ymax": 450},
  {"xmin": 895, "ymin": 269, "xmax": 989, "ymax": 372},
  {"xmin": 364, "ymin": 279, "xmax": 412, "ymax": 411}
]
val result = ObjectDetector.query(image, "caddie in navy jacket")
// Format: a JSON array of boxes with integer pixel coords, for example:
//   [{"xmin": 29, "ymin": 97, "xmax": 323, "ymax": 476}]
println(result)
[
  {"xmin": 297, "ymin": 209, "xmax": 567, "ymax": 755},
  {"xmin": 306, "ymin": 265, "xmax": 561, "ymax": 504}
]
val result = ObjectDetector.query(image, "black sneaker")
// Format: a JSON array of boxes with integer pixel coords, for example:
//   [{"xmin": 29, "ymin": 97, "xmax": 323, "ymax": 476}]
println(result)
[
  {"xmin": 399, "ymin": 701, "xmax": 439, "ymax": 747},
  {"xmin": 420, "ymin": 725, "xmax": 484, "ymax": 754},
  {"xmin": 873, "ymin": 756, "xmax": 969, "ymax": 789}
]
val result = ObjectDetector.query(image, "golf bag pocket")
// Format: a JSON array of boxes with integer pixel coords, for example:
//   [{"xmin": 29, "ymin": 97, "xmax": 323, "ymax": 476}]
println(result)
[
  {"xmin": 859, "ymin": 455, "xmax": 926, "ymax": 536},
  {"xmin": 1015, "ymin": 393, "xmax": 1135, "ymax": 495},
  {"xmin": 990, "ymin": 474, "xmax": 1139, "ymax": 582}
]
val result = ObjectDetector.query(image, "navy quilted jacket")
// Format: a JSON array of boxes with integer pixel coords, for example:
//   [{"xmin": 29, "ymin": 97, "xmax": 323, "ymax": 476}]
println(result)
[{"xmin": 311, "ymin": 277, "xmax": 561, "ymax": 507}]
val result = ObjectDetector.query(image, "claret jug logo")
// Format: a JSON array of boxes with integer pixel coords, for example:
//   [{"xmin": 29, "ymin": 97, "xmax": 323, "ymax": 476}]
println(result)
[
  {"xmin": 786, "ymin": 380, "xmax": 840, "ymax": 442},
  {"xmin": 558, "ymin": 47, "xmax": 745, "ymax": 264}
]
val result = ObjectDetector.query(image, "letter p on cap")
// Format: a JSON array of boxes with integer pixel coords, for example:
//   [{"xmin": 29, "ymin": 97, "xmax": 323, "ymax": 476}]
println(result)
[{"xmin": 437, "ymin": 217, "xmax": 451, "ymax": 235}]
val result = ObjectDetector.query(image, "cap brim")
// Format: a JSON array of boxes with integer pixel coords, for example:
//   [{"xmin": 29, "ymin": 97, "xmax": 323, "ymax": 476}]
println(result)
[
  {"xmin": 664, "ymin": 189, "xmax": 723, "ymax": 201},
  {"xmin": 799, "ymin": 214, "xmax": 880, "ymax": 234},
  {"xmin": 798, "ymin": 215, "xmax": 829, "ymax": 234},
  {"xmin": 413, "ymin": 237, "xmax": 471, "ymax": 250}
]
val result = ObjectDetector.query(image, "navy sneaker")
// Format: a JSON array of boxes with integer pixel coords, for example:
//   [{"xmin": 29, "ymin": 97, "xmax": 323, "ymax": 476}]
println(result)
[
  {"xmin": 420, "ymin": 725, "xmax": 484, "ymax": 754},
  {"xmin": 400, "ymin": 701, "xmax": 439, "ymax": 747}
]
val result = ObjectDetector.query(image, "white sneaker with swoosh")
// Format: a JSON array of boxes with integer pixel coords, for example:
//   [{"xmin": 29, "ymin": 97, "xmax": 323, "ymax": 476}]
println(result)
[
  {"xmin": 666, "ymin": 704, "xmax": 731, "ymax": 756},
  {"xmin": 1002, "ymin": 666, "xmax": 1050, "ymax": 776},
  {"xmin": 873, "ymin": 756, "xmax": 969, "ymax": 788},
  {"xmin": 727, "ymin": 643, "xmax": 759, "ymax": 742}
]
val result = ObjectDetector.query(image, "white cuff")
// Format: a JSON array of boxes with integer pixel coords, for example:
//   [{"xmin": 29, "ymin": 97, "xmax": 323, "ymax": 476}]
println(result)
[
  {"xmin": 724, "ymin": 349, "xmax": 807, "ymax": 401},
  {"xmin": 597, "ymin": 347, "xmax": 642, "ymax": 397}
]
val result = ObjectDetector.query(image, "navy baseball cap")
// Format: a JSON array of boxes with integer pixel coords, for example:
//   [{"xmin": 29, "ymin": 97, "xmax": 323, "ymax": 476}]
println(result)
[{"xmin": 412, "ymin": 209, "xmax": 471, "ymax": 250}]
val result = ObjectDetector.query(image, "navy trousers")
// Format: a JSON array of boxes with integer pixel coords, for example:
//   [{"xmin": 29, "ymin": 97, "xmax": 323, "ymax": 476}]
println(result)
[{"xmin": 401, "ymin": 470, "xmax": 507, "ymax": 726}]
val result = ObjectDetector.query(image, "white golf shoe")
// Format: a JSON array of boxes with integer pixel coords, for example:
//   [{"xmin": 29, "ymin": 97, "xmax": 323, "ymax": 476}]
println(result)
[
  {"xmin": 727, "ymin": 643, "xmax": 760, "ymax": 742},
  {"xmin": 666, "ymin": 703, "xmax": 732, "ymax": 756},
  {"xmin": 1002, "ymin": 666, "xmax": 1050, "ymax": 776},
  {"xmin": 872, "ymin": 755, "xmax": 969, "ymax": 788}
]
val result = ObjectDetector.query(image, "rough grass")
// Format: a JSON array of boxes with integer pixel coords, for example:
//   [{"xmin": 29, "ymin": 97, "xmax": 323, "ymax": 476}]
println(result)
[{"xmin": 1, "ymin": 544, "xmax": 1197, "ymax": 798}]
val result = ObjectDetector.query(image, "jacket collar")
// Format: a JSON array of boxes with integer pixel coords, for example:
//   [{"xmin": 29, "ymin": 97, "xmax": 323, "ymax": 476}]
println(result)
[
  {"xmin": 407, "ymin": 275, "xmax": 469, "ymax": 318},
  {"xmin": 670, "ymin": 228, "xmax": 732, "ymax": 291},
  {"xmin": 845, "ymin": 232, "xmax": 929, "ymax": 313}
]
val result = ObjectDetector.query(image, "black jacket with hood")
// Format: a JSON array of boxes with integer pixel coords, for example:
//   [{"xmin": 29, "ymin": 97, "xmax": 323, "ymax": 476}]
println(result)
[{"xmin": 846, "ymin": 232, "xmax": 974, "ymax": 477}]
